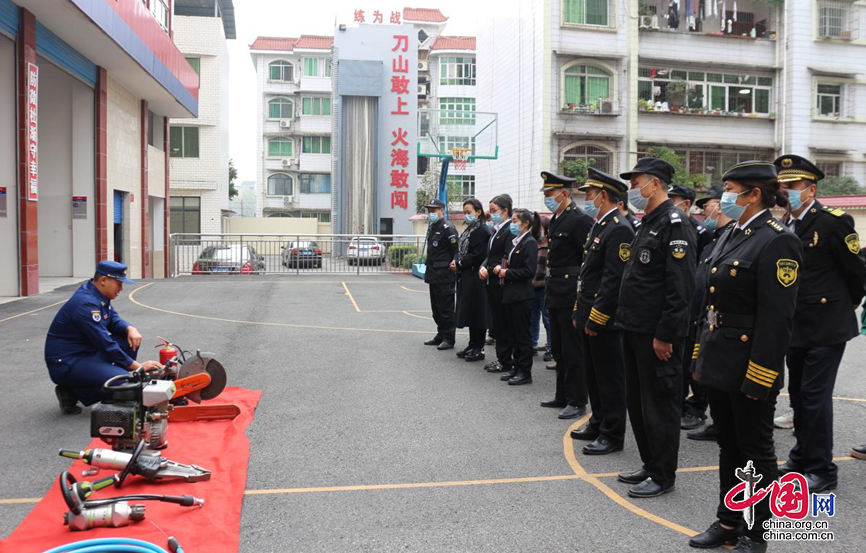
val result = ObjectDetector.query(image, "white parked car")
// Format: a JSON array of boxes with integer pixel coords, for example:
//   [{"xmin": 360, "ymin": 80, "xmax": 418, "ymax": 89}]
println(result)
[{"xmin": 347, "ymin": 237, "xmax": 386, "ymax": 266}]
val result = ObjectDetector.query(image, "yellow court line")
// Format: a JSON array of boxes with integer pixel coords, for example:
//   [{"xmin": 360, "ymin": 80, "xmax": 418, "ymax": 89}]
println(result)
[
  {"xmin": 341, "ymin": 282, "xmax": 361, "ymax": 313},
  {"xmin": 400, "ymin": 286, "xmax": 428, "ymax": 294},
  {"xmin": 0, "ymin": 300, "xmax": 65, "ymax": 324},
  {"xmin": 401, "ymin": 311, "xmax": 434, "ymax": 320},
  {"xmin": 588, "ymin": 456, "xmax": 858, "ymax": 479},
  {"xmin": 0, "ymin": 497, "xmax": 41, "ymax": 505},
  {"xmin": 780, "ymin": 392, "xmax": 866, "ymax": 404}
]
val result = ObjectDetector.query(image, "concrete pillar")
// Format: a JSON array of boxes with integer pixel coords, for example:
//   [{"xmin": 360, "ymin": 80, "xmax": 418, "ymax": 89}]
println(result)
[
  {"xmin": 141, "ymin": 100, "xmax": 150, "ymax": 278},
  {"xmin": 17, "ymin": 8, "xmax": 37, "ymax": 296},
  {"xmin": 163, "ymin": 117, "xmax": 170, "ymax": 278},
  {"xmin": 96, "ymin": 67, "xmax": 108, "ymax": 262}
]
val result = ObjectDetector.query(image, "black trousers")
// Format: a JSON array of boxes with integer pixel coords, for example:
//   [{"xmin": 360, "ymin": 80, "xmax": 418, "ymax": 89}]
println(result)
[
  {"xmin": 428, "ymin": 282, "xmax": 456, "ymax": 343},
  {"xmin": 682, "ymin": 328, "xmax": 709, "ymax": 418},
  {"xmin": 787, "ymin": 343, "xmax": 846, "ymax": 478},
  {"xmin": 550, "ymin": 307, "xmax": 587, "ymax": 407},
  {"xmin": 487, "ymin": 284, "xmax": 513, "ymax": 366},
  {"xmin": 708, "ymin": 388, "xmax": 778, "ymax": 543},
  {"xmin": 622, "ymin": 330, "xmax": 683, "ymax": 488},
  {"xmin": 503, "ymin": 299, "xmax": 533, "ymax": 375},
  {"xmin": 584, "ymin": 329, "xmax": 626, "ymax": 442},
  {"xmin": 468, "ymin": 327, "xmax": 486, "ymax": 349}
]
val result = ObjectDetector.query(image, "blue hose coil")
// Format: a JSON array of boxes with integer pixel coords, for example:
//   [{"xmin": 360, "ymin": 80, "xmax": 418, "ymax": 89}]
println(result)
[{"xmin": 40, "ymin": 537, "xmax": 183, "ymax": 553}]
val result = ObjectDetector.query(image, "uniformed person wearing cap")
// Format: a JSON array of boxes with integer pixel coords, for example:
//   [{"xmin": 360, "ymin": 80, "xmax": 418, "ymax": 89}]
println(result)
[
  {"xmin": 538, "ymin": 172, "xmax": 594, "ymax": 419},
  {"xmin": 617, "ymin": 201, "xmax": 642, "ymax": 230},
  {"xmin": 614, "ymin": 157, "xmax": 696, "ymax": 498},
  {"xmin": 423, "ymin": 199, "xmax": 460, "ymax": 350},
  {"xmin": 45, "ymin": 261, "xmax": 164, "ymax": 414},
  {"xmin": 668, "ymin": 184, "xmax": 713, "ymax": 258},
  {"xmin": 569, "ymin": 168, "xmax": 634, "ymax": 455},
  {"xmin": 690, "ymin": 161, "xmax": 802, "ymax": 553},
  {"xmin": 774, "ymin": 154, "xmax": 866, "ymax": 493}
]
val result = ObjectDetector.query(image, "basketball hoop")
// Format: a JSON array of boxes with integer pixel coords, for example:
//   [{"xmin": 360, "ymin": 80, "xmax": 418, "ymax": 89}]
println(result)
[{"xmin": 450, "ymin": 148, "xmax": 471, "ymax": 171}]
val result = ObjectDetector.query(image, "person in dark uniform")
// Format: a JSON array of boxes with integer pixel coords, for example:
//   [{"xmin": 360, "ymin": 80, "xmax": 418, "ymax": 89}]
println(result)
[
  {"xmin": 494, "ymin": 209, "xmax": 540, "ymax": 385},
  {"xmin": 452, "ymin": 199, "xmax": 491, "ymax": 361},
  {"xmin": 615, "ymin": 157, "xmax": 696, "ymax": 498},
  {"xmin": 669, "ymin": 184, "xmax": 713, "ymax": 259},
  {"xmin": 480, "ymin": 195, "xmax": 515, "ymax": 373},
  {"xmin": 570, "ymin": 168, "xmax": 633, "ymax": 455},
  {"xmin": 538, "ymin": 172, "xmax": 594, "ymax": 419},
  {"xmin": 45, "ymin": 261, "xmax": 164, "ymax": 414},
  {"xmin": 423, "ymin": 199, "xmax": 459, "ymax": 350},
  {"xmin": 689, "ymin": 161, "xmax": 803, "ymax": 553},
  {"xmin": 618, "ymin": 200, "xmax": 642, "ymax": 231},
  {"xmin": 774, "ymin": 154, "xmax": 866, "ymax": 493},
  {"xmin": 685, "ymin": 183, "xmax": 736, "ymax": 443}
]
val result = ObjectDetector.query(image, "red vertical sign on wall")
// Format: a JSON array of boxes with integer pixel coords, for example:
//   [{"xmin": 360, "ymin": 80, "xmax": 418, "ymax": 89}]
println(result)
[{"xmin": 26, "ymin": 62, "xmax": 38, "ymax": 202}]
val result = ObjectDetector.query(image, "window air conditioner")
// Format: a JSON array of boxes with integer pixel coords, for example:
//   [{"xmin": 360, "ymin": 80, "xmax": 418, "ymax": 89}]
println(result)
[
  {"xmin": 639, "ymin": 16, "xmax": 652, "ymax": 29},
  {"xmin": 418, "ymin": 60, "xmax": 428, "ymax": 72},
  {"xmin": 283, "ymin": 196, "xmax": 294, "ymax": 206},
  {"xmin": 280, "ymin": 120, "xmax": 291, "ymax": 129},
  {"xmin": 282, "ymin": 159, "xmax": 293, "ymax": 167},
  {"xmin": 418, "ymin": 83, "xmax": 428, "ymax": 97}
]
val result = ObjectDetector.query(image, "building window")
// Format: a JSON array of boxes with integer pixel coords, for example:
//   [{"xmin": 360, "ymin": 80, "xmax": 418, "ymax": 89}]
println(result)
[
  {"xmin": 302, "ymin": 136, "xmax": 331, "ymax": 154},
  {"xmin": 562, "ymin": 143, "xmax": 613, "ymax": 173},
  {"xmin": 638, "ymin": 68, "xmax": 773, "ymax": 115},
  {"xmin": 169, "ymin": 126, "xmax": 199, "ymax": 158},
  {"xmin": 818, "ymin": 1, "xmax": 856, "ymax": 39},
  {"xmin": 439, "ymin": 98, "xmax": 476, "ymax": 124},
  {"xmin": 303, "ymin": 58, "xmax": 319, "ymax": 77},
  {"xmin": 186, "ymin": 57, "xmax": 200, "ymax": 77},
  {"xmin": 267, "ymin": 174, "xmax": 294, "ymax": 196},
  {"xmin": 320, "ymin": 212, "xmax": 331, "ymax": 223},
  {"xmin": 440, "ymin": 57, "xmax": 476, "ymax": 86},
  {"xmin": 564, "ymin": 63, "xmax": 612, "ymax": 107},
  {"xmin": 302, "ymin": 97, "xmax": 332, "ymax": 116},
  {"xmin": 300, "ymin": 173, "xmax": 331, "ymax": 193},
  {"xmin": 816, "ymin": 161, "xmax": 842, "ymax": 177},
  {"xmin": 563, "ymin": 0, "xmax": 611, "ymax": 27},
  {"xmin": 268, "ymin": 97, "xmax": 294, "ymax": 119},
  {"xmin": 169, "ymin": 197, "xmax": 200, "ymax": 234},
  {"xmin": 267, "ymin": 212, "xmax": 293, "ymax": 218},
  {"xmin": 148, "ymin": 111, "xmax": 155, "ymax": 146},
  {"xmin": 816, "ymin": 83, "xmax": 842, "ymax": 117},
  {"xmin": 150, "ymin": 0, "xmax": 170, "ymax": 31},
  {"xmin": 268, "ymin": 139, "xmax": 293, "ymax": 158},
  {"xmin": 637, "ymin": 146, "xmax": 775, "ymax": 180},
  {"xmin": 447, "ymin": 175, "xmax": 476, "ymax": 201},
  {"xmin": 269, "ymin": 60, "xmax": 294, "ymax": 82}
]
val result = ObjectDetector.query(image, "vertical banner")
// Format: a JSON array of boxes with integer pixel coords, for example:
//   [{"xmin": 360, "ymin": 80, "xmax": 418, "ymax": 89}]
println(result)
[{"xmin": 26, "ymin": 62, "xmax": 38, "ymax": 202}]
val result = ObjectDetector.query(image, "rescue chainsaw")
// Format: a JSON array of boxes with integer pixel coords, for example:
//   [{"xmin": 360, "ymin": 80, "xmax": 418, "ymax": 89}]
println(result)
[{"xmin": 90, "ymin": 339, "xmax": 238, "ymax": 452}]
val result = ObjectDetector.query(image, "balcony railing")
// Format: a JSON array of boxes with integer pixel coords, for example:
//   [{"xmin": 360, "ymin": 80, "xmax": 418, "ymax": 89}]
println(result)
[
  {"xmin": 638, "ymin": 0, "xmax": 775, "ymax": 40},
  {"xmin": 561, "ymin": 100, "xmax": 620, "ymax": 116}
]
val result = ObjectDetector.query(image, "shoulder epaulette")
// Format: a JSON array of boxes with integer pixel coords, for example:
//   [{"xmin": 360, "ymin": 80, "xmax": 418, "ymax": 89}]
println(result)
[
  {"xmin": 669, "ymin": 211, "xmax": 682, "ymax": 224},
  {"xmin": 822, "ymin": 205, "xmax": 845, "ymax": 217},
  {"xmin": 766, "ymin": 219, "xmax": 785, "ymax": 233},
  {"xmin": 613, "ymin": 216, "xmax": 620, "ymax": 224}
]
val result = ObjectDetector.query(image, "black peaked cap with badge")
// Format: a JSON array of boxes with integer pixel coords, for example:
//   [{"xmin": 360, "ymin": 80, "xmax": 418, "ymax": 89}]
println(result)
[
  {"xmin": 540, "ymin": 171, "xmax": 577, "ymax": 192},
  {"xmin": 424, "ymin": 199, "xmax": 446, "ymax": 210},
  {"xmin": 620, "ymin": 157, "xmax": 675, "ymax": 184},
  {"xmin": 722, "ymin": 160, "xmax": 778, "ymax": 182},
  {"xmin": 696, "ymin": 183, "xmax": 725, "ymax": 209},
  {"xmin": 774, "ymin": 154, "xmax": 825, "ymax": 184},
  {"xmin": 667, "ymin": 184, "xmax": 696, "ymax": 204},
  {"xmin": 579, "ymin": 167, "xmax": 628, "ymax": 201}
]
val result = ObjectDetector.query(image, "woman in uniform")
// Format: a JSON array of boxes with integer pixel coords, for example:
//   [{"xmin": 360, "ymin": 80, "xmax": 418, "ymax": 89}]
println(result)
[
  {"xmin": 689, "ymin": 161, "xmax": 803, "ymax": 553},
  {"xmin": 480, "ymin": 195, "xmax": 515, "ymax": 374},
  {"xmin": 452, "ymin": 199, "xmax": 492, "ymax": 362},
  {"xmin": 493, "ymin": 208, "xmax": 540, "ymax": 386}
]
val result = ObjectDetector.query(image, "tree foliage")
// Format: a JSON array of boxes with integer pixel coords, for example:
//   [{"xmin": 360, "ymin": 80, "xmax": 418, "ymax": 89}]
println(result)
[
  {"xmin": 644, "ymin": 146, "xmax": 710, "ymax": 191},
  {"xmin": 415, "ymin": 164, "xmax": 464, "ymax": 213},
  {"xmin": 817, "ymin": 176, "xmax": 863, "ymax": 197},
  {"xmin": 228, "ymin": 158, "xmax": 239, "ymax": 200},
  {"xmin": 559, "ymin": 158, "xmax": 594, "ymax": 183}
]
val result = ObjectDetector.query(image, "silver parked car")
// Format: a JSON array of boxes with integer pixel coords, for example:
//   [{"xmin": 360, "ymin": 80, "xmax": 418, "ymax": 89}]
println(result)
[
  {"xmin": 347, "ymin": 236, "xmax": 386, "ymax": 266},
  {"xmin": 193, "ymin": 244, "xmax": 265, "ymax": 274}
]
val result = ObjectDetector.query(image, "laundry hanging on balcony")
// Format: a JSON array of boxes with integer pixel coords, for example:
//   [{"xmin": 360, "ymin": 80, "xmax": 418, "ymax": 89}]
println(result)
[{"xmin": 668, "ymin": 0, "xmax": 680, "ymax": 29}]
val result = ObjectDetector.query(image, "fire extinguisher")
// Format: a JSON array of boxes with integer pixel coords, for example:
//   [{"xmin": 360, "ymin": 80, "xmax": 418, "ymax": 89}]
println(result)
[{"xmin": 155, "ymin": 336, "xmax": 178, "ymax": 365}]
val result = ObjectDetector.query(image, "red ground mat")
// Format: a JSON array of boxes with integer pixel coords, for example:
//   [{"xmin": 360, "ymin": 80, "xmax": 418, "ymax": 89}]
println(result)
[{"xmin": 1, "ymin": 387, "xmax": 261, "ymax": 553}]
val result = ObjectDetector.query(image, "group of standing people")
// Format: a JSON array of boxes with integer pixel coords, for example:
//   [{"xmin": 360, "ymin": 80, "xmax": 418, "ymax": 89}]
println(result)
[{"xmin": 422, "ymin": 154, "xmax": 866, "ymax": 553}]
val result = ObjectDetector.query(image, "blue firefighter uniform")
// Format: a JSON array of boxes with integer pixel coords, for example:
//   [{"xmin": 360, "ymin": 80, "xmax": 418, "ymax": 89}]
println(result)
[{"xmin": 45, "ymin": 263, "xmax": 139, "ymax": 406}]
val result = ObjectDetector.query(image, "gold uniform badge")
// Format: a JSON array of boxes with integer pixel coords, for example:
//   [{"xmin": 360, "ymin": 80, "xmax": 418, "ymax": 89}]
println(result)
[
  {"xmin": 618, "ymin": 243, "xmax": 630, "ymax": 262},
  {"xmin": 845, "ymin": 233, "xmax": 860, "ymax": 254},
  {"xmin": 781, "ymin": 158, "xmax": 793, "ymax": 168},
  {"xmin": 776, "ymin": 259, "xmax": 799, "ymax": 287}
]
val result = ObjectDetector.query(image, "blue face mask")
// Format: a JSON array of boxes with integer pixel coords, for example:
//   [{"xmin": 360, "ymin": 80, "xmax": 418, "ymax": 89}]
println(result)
[
  {"xmin": 720, "ymin": 191, "xmax": 747, "ymax": 220},
  {"xmin": 490, "ymin": 212, "xmax": 503, "ymax": 224},
  {"xmin": 627, "ymin": 180, "xmax": 654, "ymax": 212},
  {"xmin": 583, "ymin": 198, "xmax": 599, "ymax": 218},
  {"xmin": 428, "ymin": 212, "xmax": 440, "ymax": 224},
  {"xmin": 509, "ymin": 223, "xmax": 521, "ymax": 236},
  {"xmin": 464, "ymin": 214, "xmax": 477, "ymax": 225},
  {"xmin": 544, "ymin": 192, "xmax": 563, "ymax": 212},
  {"xmin": 485, "ymin": 221, "xmax": 494, "ymax": 228},
  {"xmin": 703, "ymin": 217, "xmax": 718, "ymax": 231},
  {"xmin": 787, "ymin": 188, "xmax": 808, "ymax": 212}
]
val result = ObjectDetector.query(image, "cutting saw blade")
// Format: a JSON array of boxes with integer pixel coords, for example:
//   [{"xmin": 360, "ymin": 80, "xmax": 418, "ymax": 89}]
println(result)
[{"xmin": 177, "ymin": 353, "xmax": 227, "ymax": 403}]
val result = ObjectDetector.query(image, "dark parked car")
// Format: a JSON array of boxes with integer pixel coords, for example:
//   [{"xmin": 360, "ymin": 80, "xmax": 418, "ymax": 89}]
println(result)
[
  {"xmin": 192, "ymin": 244, "xmax": 265, "ymax": 274},
  {"xmin": 282, "ymin": 241, "xmax": 323, "ymax": 268}
]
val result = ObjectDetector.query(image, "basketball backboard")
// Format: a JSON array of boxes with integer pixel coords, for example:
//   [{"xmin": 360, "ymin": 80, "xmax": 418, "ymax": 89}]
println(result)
[{"xmin": 417, "ymin": 109, "xmax": 499, "ymax": 161}]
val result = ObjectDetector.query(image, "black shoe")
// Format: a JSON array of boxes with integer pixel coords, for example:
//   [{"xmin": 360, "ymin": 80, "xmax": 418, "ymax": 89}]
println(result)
[
  {"xmin": 483, "ymin": 360, "xmax": 499, "ymax": 371},
  {"xmin": 508, "ymin": 373, "xmax": 532, "ymax": 386},
  {"xmin": 55, "ymin": 386, "xmax": 82, "ymax": 415},
  {"xmin": 628, "ymin": 478, "xmax": 673, "ymax": 498},
  {"xmin": 681, "ymin": 414, "xmax": 704, "ymax": 430},
  {"xmin": 802, "ymin": 473, "xmax": 838, "ymax": 493},
  {"xmin": 617, "ymin": 468, "xmax": 649, "ymax": 484},
  {"xmin": 543, "ymin": 350, "xmax": 553, "ymax": 362},
  {"xmin": 852, "ymin": 444, "xmax": 866, "ymax": 460},
  {"xmin": 582, "ymin": 436, "xmax": 623, "ymax": 456},
  {"xmin": 731, "ymin": 536, "xmax": 767, "ymax": 553},
  {"xmin": 424, "ymin": 337, "xmax": 443, "ymax": 346},
  {"xmin": 464, "ymin": 349, "xmax": 485, "ymax": 362},
  {"xmin": 688, "ymin": 521, "xmax": 741, "ymax": 549},
  {"xmin": 570, "ymin": 424, "xmax": 600, "ymax": 441},
  {"xmin": 456, "ymin": 346, "xmax": 471, "ymax": 358},
  {"xmin": 437, "ymin": 341, "xmax": 454, "ymax": 351},
  {"xmin": 687, "ymin": 424, "xmax": 718, "ymax": 441},
  {"xmin": 545, "ymin": 361, "xmax": 557, "ymax": 370},
  {"xmin": 486, "ymin": 362, "xmax": 510, "ymax": 373},
  {"xmin": 500, "ymin": 369, "xmax": 518, "ymax": 381},
  {"xmin": 558, "ymin": 405, "xmax": 586, "ymax": 419},
  {"xmin": 778, "ymin": 460, "xmax": 801, "ymax": 476},
  {"xmin": 541, "ymin": 399, "xmax": 567, "ymax": 409}
]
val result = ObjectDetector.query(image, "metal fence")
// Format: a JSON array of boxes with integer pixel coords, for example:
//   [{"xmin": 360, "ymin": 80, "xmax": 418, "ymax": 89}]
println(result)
[{"xmin": 169, "ymin": 234, "xmax": 427, "ymax": 276}]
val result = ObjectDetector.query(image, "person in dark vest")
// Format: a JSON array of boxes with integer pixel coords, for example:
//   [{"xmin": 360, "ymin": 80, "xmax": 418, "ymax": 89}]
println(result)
[
  {"xmin": 494, "ymin": 208, "xmax": 540, "ymax": 385},
  {"xmin": 775, "ymin": 154, "xmax": 866, "ymax": 493},
  {"xmin": 616, "ymin": 157, "xmax": 696, "ymax": 498},
  {"xmin": 538, "ymin": 172, "xmax": 593, "ymax": 419},
  {"xmin": 423, "ymin": 199, "xmax": 459, "ymax": 350},
  {"xmin": 570, "ymin": 168, "xmax": 633, "ymax": 455},
  {"xmin": 480, "ymin": 195, "xmax": 515, "ymax": 374},
  {"xmin": 689, "ymin": 161, "xmax": 802, "ymax": 553},
  {"xmin": 452, "ymin": 198, "xmax": 491, "ymax": 362}
]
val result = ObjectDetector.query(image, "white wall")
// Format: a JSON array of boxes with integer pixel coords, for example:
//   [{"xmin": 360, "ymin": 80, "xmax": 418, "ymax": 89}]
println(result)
[
  {"xmin": 107, "ymin": 75, "xmax": 141, "ymax": 274},
  {"xmin": 0, "ymin": 37, "xmax": 17, "ymax": 296}
]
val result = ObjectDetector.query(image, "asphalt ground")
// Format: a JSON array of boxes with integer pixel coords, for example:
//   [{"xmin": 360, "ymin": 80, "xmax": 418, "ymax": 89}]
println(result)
[{"xmin": 1, "ymin": 275, "xmax": 865, "ymax": 552}]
